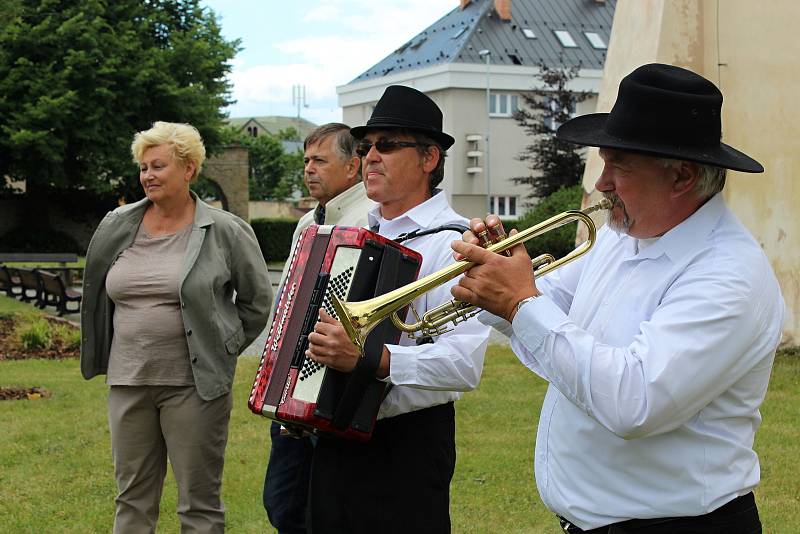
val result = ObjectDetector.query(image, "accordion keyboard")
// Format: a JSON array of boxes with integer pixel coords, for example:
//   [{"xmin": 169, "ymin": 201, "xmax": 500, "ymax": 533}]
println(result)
[{"xmin": 293, "ymin": 248, "xmax": 360, "ymax": 402}]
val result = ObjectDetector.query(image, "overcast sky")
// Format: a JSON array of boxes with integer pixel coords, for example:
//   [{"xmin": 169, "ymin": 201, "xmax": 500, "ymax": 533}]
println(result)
[{"xmin": 200, "ymin": 0, "xmax": 458, "ymax": 124}]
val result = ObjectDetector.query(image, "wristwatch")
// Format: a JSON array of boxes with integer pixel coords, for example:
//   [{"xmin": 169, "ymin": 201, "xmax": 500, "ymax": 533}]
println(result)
[{"xmin": 515, "ymin": 296, "xmax": 537, "ymax": 316}]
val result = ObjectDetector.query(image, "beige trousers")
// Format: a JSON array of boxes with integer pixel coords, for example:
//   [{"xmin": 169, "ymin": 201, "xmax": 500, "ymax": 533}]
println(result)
[{"xmin": 107, "ymin": 385, "xmax": 233, "ymax": 534}]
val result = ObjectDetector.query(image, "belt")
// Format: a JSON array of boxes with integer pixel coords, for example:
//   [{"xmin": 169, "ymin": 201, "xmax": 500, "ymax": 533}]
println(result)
[{"xmin": 558, "ymin": 492, "xmax": 756, "ymax": 533}]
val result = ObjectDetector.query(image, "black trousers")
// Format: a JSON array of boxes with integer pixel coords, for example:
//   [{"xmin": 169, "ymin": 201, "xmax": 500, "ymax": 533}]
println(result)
[
  {"xmin": 560, "ymin": 492, "xmax": 762, "ymax": 534},
  {"xmin": 263, "ymin": 422, "xmax": 314, "ymax": 534},
  {"xmin": 309, "ymin": 402, "xmax": 456, "ymax": 534}
]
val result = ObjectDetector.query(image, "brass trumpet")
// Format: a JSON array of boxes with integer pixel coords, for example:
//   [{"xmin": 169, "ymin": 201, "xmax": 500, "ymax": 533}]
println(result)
[{"xmin": 331, "ymin": 198, "xmax": 612, "ymax": 351}]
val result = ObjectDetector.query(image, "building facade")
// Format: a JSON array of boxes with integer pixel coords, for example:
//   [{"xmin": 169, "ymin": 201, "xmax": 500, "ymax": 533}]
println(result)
[{"xmin": 338, "ymin": 0, "xmax": 615, "ymax": 219}]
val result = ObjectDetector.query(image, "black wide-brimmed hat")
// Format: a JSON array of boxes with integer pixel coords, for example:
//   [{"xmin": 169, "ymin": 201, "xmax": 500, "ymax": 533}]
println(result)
[
  {"xmin": 350, "ymin": 85, "xmax": 455, "ymax": 150},
  {"xmin": 556, "ymin": 63, "xmax": 763, "ymax": 173}
]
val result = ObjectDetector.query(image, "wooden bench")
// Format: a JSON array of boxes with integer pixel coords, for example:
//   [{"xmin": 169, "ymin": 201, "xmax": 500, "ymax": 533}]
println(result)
[
  {"xmin": 0, "ymin": 265, "xmax": 23, "ymax": 298},
  {"xmin": 0, "ymin": 253, "xmax": 83, "ymax": 286},
  {"xmin": 0, "ymin": 253, "xmax": 78, "ymax": 265},
  {"xmin": 14, "ymin": 267, "xmax": 42, "ymax": 303},
  {"xmin": 37, "ymin": 270, "xmax": 82, "ymax": 316}
]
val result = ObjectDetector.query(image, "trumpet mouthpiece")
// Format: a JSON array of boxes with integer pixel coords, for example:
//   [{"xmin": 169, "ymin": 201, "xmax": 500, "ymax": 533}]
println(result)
[{"xmin": 583, "ymin": 198, "xmax": 613, "ymax": 214}]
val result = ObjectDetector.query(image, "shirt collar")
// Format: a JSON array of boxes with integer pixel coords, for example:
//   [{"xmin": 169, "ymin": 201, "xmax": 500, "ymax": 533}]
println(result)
[
  {"xmin": 324, "ymin": 181, "xmax": 367, "ymax": 216},
  {"xmin": 633, "ymin": 192, "xmax": 726, "ymax": 262},
  {"xmin": 367, "ymin": 189, "xmax": 448, "ymax": 235}
]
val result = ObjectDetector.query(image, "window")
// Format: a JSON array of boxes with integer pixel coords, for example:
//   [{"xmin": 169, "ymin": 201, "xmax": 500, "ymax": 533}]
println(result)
[
  {"xmin": 554, "ymin": 30, "xmax": 578, "ymax": 48},
  {"xmin": 489, "ymin": 93, "xmax": 519, "ymax": 117},
  {"xmin": 522, "ymin": 28, "xmax": 536, "ymax": 39},
  {"xmin": 584, "ymin": 31, "xmax": 607, "ymax": 49},
  {"xmin": 490, "ymin": 195, "xmax": 519, "ymax": 219}
]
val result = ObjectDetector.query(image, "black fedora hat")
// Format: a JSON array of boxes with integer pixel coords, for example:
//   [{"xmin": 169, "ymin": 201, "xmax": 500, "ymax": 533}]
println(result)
[
  {"xmin": 556, "ymin": 63, "xmax": 763, "ymax": 173},
  {"xmin": 350, "ymin": 85, "xmax": 455, "ymax": 150}
]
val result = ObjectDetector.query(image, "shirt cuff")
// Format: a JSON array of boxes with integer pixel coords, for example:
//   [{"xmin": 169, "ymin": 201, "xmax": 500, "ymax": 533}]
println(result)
[
  {"xmin": 512, "ymin": 295, "xmax": 568, "ymax": 350},
  {"xmin": 383, "ymin": 343, "xmax": 418, "ymax": 385},
  {"xmin": 477, "ymin": 309, "xmax": 514, "ymax": 337}
]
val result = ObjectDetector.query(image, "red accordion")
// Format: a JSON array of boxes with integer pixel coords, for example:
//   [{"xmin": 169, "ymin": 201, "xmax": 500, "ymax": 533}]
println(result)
[{"xmin": 248, "ymin": 225, "xmax": 422, "ymax": 441}]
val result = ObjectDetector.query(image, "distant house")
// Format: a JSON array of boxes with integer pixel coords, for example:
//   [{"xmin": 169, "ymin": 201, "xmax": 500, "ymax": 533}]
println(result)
[
  {"xmin": 337, "ymin": 0, "xmax": 615, "ymax": 219},
  {"xmin": 227, "ymin": 115, "xmax": 318, "ymax": 141}
]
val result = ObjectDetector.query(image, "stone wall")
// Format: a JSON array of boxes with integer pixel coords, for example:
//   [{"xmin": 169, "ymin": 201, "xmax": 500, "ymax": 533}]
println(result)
[{"xmin": 204, "ymin": 145, "xmax": 250, "ymax": 221}]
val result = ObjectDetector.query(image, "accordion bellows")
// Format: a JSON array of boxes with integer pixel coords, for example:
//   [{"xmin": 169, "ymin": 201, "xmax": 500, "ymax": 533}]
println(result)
[{"xmin": 248, "ymin": 225, "xmax": 422, "ymax": 441}]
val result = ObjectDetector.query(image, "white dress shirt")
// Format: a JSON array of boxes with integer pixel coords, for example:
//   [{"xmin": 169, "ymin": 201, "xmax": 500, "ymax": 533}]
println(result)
[
  {"xmin": 368, "ymin": 190, "xmax": 490, "ymax": 419},
  {"xmin": 483, "ymin": 193, "xmax": 785, "ymax": 529}
]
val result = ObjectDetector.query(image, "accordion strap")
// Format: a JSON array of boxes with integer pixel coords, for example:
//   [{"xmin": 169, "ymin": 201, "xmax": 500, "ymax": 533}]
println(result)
[{"xmin": 394, "ymin": 224, "xmax": 468, "ymax": 244}]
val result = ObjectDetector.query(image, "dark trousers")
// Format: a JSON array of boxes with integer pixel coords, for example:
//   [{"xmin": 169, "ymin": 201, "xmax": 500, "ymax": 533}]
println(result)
[
  {"xmin": 309, "ymin": 402, "xmax": 456, "ymax": 534},
  {"xmin": 263, "ymin": 421, "xmax": 314, "ymax": 534},
  {"xmin": 561, "ymin": 492, "xmax": 762, "ymax": 534}
]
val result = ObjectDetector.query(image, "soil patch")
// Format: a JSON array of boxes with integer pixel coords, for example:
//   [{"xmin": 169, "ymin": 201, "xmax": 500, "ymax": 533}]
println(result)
[
  {"xmin": 0, "ymin": 386, "xmax": 52, "ymax": 401},
  {"xmin": 0, "ymin": 315, "xmax": 80, "ymax": 361}
]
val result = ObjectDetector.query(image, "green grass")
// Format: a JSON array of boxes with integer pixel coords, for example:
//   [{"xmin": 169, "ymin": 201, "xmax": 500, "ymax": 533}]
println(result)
[
  {"xmin": 1, "ymin": 329, "xmax": 798, "ymax": 532},
  {"xmin": 2, "ymin": 257, "xmax": 86, "ymax": 269}
]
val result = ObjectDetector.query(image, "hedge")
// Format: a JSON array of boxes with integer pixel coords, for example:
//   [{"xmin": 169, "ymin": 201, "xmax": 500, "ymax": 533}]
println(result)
[
  {"xmin": 250, "ymin": 218, "xmax": 298, "ymax": 262},
  {"xmin": 505, "ymin": 185, "xmax": 585, "ymax": 261}
]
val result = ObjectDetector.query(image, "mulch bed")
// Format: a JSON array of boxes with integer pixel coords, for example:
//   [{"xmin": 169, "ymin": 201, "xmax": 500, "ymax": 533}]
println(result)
[
  {"xmin": 0, "ymin": 314, "xmax": 76, "ymax": 400},
  {"xmin": 0, "ymin": 386, "xmax": 51, "ymax": 401},
  {"xmin": 0, "ymin": 315, "xmax": 80, "ymax": 361}
]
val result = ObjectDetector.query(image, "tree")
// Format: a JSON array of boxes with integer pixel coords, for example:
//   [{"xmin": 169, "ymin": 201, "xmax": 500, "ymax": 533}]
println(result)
[
  {"xmin": 512, "ymin": 62, "xmax": 591, "ymax": 202},
  {"xmin": 196, "ymin": 127, "xmax": 305, "ymax": 201},
  {"xmin": 0, "ymin": 0, "xmax": 239, "ymax": 199}
]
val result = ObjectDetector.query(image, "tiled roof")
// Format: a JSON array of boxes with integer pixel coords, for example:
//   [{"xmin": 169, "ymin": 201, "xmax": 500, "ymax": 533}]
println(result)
[{"xmin": 351, "ymin": 0, "xmax": 615, "ymax": 83}]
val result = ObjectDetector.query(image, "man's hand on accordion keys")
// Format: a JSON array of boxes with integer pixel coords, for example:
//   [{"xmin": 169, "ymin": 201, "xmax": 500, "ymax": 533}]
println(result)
[
  {"xmin": 306, "ymin": 309, "xmax": 361, "ymax": 373},
  {"xmin": 307, "ymin": 309, "xmax": 392, "ymax": 378}
]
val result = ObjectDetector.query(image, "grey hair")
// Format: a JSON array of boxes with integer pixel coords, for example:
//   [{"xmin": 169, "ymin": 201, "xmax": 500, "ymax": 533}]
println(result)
[
  {"xmin": 304, "ymin": 123, "xmax": 358, "ymax": 162},
  {"xmin": 657, "ymin": 157, "xmax": 726, "ymax": 199}
]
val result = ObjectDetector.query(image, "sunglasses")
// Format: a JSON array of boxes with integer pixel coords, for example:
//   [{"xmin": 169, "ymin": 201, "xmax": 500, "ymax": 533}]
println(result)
[{"xmin": 355, "ymin": 139, "xmax": 425, "ymax": 157}]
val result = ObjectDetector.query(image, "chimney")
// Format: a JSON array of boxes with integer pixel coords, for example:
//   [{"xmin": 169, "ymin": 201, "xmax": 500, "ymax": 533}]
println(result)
[
  {"xmin": 460, "ymin": 0, "xmax": 471, "ymax": 9},
  {"xmin": 494, "ymin": 0, "xmax": 512, "ymax": 21}
]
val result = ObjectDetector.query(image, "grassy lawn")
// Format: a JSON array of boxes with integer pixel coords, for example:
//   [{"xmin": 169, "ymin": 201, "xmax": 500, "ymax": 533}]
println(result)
[
  {"xmin": 2, "ymin": 257, "xmax": 86, "ymax": 269},
  {"xmin": 1, "ymin": 296, "xmax": 798, "ymax": 532}
]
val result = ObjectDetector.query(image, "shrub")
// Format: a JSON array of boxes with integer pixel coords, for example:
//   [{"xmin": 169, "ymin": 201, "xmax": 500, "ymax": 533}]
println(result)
[
  {"xmin": 53, "ymin": 323, "xmax": 81, "ymax": 351},
  {"xmin": 16, "ymin": 318, "xmax": 53, "ymax": 351},
  {"xmin": 506, "ymin": 185, "xmax": 585, "ymax": 261},
  {"xmin": 250, "ymin": 218, "xmax": 299, "ymax": 262}
]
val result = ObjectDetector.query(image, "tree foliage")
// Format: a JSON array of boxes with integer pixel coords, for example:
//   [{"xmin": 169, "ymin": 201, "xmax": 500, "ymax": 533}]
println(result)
[
  {"xmin": 0, "ymin": 0, "xmax": 239, "ymax": 199},
  {"xmin": 512, "ymin": 63, "xmax": 591, "ymax": 202},
  {"xmin": 196, "ymin": 127, "xmax": 305, "ymax": 201},
  {"xmin": 507, "ymin": 184, "xmax": 584, "ymax": 260}
]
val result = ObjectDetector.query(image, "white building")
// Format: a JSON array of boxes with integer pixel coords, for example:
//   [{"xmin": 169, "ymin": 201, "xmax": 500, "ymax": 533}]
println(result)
[{"xmin": 337, "ymin": 0, "xmax": 615, "ymax": 219}]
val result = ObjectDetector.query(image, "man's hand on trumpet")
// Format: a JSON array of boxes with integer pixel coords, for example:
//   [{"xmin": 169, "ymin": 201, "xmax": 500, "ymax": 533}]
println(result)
[{"xmin": 451, "ymin": 214, "xmax": 540, "ymax": 323}]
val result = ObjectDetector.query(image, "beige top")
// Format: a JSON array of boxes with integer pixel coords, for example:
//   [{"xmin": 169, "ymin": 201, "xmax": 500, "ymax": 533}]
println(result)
[{"xmin": 105, "ymin": 222, "xmax": 194, "ymax": 386}]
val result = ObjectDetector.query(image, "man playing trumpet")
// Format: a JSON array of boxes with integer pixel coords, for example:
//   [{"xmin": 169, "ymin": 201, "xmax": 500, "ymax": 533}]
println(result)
[{"xmin": 451, "ymin": 64, "xmax": 784, "ymax": 533}]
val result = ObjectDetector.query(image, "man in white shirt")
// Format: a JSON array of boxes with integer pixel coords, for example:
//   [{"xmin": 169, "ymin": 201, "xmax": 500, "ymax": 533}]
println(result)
[
  {"xmin": 305, "ymin": 85, "xmax": 490, "ymax": 533},
  {"xmin": 262, "ymin": 123, "xmax": 374, "ymax": 534},
  {"xmin": 451, "ymin": 64, "xmax": 785, "ymax": 533}
]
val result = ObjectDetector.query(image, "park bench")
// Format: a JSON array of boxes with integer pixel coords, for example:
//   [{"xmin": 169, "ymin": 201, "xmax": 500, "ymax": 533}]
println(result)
[
  {"xmin": 0, "ymin": 253, "xmax": 83, "ymax": 286},
  {"xmin": 14, "ymin": 267, "xmax": 42, "ymax": 303},
  {"xmin": 0, "ymin": 265, "xmax": 23, "ymax": 298},
  {"xmin": 37, "ymin": 270, "xmax": 82, "ymax": 316}
]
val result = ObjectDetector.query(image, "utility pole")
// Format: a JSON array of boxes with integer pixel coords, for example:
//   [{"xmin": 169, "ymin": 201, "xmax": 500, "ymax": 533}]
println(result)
[
  {"xmin": 292, "ymin": 84, "xmax": 308, "ymax": 126},
  {"xmin": 478, "ymin": 50, "xmax": 492, "ymax": 214}
]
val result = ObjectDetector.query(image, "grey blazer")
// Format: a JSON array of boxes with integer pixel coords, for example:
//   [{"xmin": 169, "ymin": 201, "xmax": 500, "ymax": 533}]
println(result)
[{"xmin": 80, "ymin": 192, "xmax": 272, "ymax": 400}]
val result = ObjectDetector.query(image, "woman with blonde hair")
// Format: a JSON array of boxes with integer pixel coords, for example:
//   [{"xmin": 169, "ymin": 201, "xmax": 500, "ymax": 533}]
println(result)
[{"xmin": 81, "ymin": 121, "xmax": 272, "ymax": 532}]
